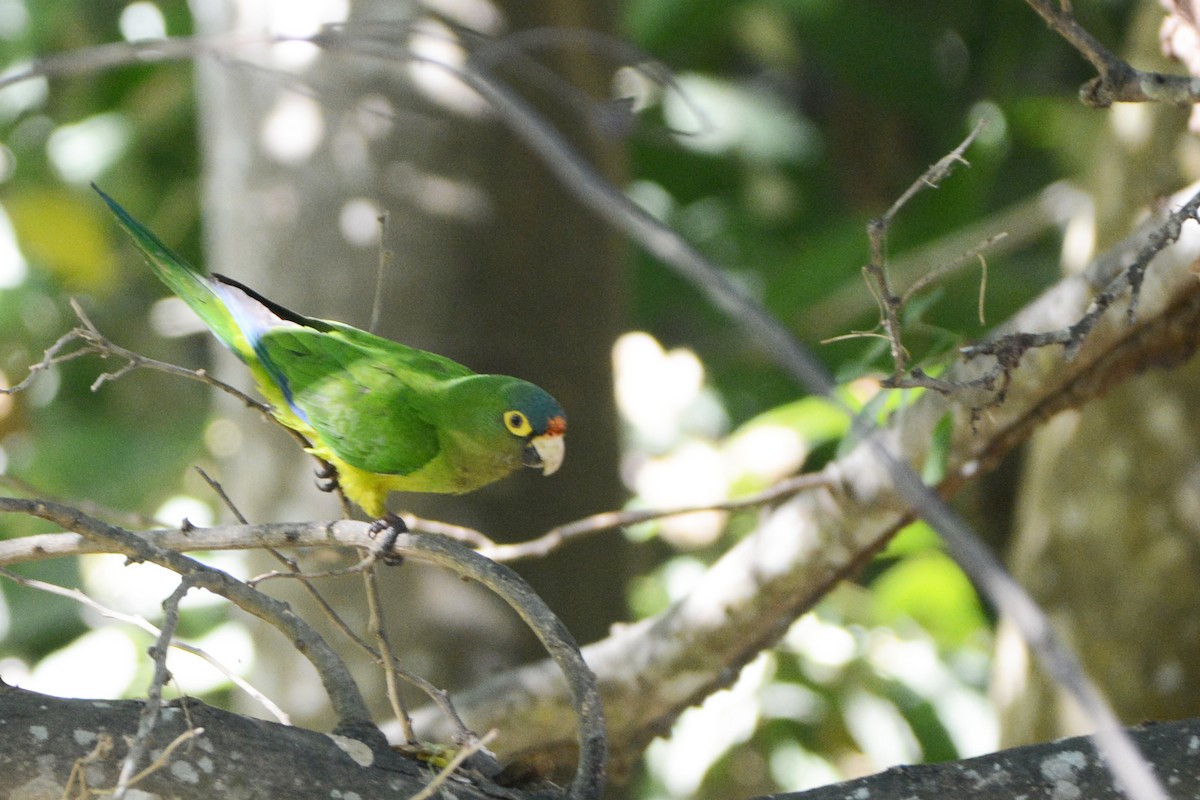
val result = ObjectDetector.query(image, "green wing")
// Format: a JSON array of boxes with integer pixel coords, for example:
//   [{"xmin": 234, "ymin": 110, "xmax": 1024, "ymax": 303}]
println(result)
[{"xmin": 257, "ymin": 325, "xmax": 473, "ymax": 476}]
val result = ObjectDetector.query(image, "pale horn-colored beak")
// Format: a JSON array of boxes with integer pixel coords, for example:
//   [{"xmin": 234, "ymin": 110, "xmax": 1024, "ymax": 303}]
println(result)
[{"xmin": 526, "ymin": 433, "xmax": 565, "ymax": 476}]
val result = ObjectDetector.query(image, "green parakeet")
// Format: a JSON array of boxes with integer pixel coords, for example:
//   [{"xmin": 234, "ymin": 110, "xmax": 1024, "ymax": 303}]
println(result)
[{"xmin": 94, "ymin": 186, "xmax": 566, "ymax": 518}]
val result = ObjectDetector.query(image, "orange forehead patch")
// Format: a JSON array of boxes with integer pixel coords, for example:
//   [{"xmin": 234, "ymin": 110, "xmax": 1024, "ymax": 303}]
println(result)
[{"xmin": 546, "ymin": 415, "xmax": 567, "ymax": 436}]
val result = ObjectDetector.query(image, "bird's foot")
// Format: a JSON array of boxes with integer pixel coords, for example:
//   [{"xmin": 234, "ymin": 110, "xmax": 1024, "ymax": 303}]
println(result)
[
  {"xmin": 314, "ymin": 461, "xmax": 340, "ymax": 493},
  {"xmin": 367, "ymin": 513, "xmax": 407, "ymax": 566}
]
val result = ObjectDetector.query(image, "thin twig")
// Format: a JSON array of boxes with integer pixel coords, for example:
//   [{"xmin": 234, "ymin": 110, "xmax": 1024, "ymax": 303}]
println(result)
[
  {"xmin": 112, "ymin": 578, "xmax": 193, "ymax": 800},
  {"xmin": 0, "ymin": 328, "xmax": 87, "ymax": 395},
  {"xmin": 467, "ymin": 471, "xmax": 834, "ymax": 562},
  {"xmin": 879, "ymin": 121, "xmax": 985, "ymax": 234},
  {"xmin": 248, "ymin": 553, "xmax": 377, "ymax": 585},
  {"xmin": 0, "ymin": 36, "xmax": 226, "ymax": 92},
  {"xmin": 362, "ymin": 559, "xmax": 416, "ymax": 743},
  {"xmin": 63, "ymin": 731, "xmax": 115, "ymax": 798},
  {"xmin": 193, "ymin": 467, "xmax": 249, "ymax": 525},
  {"xmin": 120, "ymin": 726, "xmax": 206, "ymax": 792},
  {"xmin": 800, "ymin": 182, "xmax": 1088, "ymax": 339},
  {"xmin": 899, "ymin": 233, "xmax": 1007, "ymax": 308},
  {"xmin": 369, "ymin": 212, "xmax": 392, "ymax": 335},
  {"xmin": 0, "ymin": 498, "xmax": 376, "ymax": 735},
  {"xmin": 862, "ymin": 121, "xmax": 987, "ymax": 381},
  {"xmin": 0, "ymin": 299, "xmax": 284, "ymax": 432},
  {"xmin": 0, "ymin": 566, "xmax": 289, "ymax": 724},
  {"xmin": 978, "ymin": 253, "xmax": 988, "ymax": 326}
]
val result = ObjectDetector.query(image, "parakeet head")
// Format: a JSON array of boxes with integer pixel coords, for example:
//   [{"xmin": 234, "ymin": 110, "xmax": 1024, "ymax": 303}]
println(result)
[
  {"xmin": 445, "ymin": 375, "xmax": 567, "ymax": 479},
  {"xmin": 499, "ymin": 380, "xmax": 567, "ymax": 477}
]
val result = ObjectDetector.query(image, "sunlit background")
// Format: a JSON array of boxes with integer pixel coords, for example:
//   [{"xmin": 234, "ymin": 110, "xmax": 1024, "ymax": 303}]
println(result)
[{"xmin": 1, "ymin": 0, "xmax": 1175, "ymax": 797}]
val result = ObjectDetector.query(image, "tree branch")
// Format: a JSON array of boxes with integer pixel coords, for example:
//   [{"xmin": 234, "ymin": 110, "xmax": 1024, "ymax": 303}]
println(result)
[
  {"xmin": 0, "ymin": 498, "xmax": 376, "ymax": 737},
  {"xmin": 1025, "ymin": 0, "xmax": 1200, "ymax": 107},
  {"xmin": 760, "ymin": 716, "xmax": 1200, "ymax": 800},
  {"xmin": 0, "ymin": 684, "xmax": 503, "ymax": 800},
  {"xmin": 0, "ymin": 502, "xmax": 608, "ymax": 800},
  {"xmin": 411, "ymin": 183, "xmax": 1200, "ymax": 779}
]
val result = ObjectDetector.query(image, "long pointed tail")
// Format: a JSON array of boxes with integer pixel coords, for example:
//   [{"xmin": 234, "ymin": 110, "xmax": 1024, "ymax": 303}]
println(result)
[{"xmin": 93, "ymin": 185, "xmax": 245, "ymax": 355}]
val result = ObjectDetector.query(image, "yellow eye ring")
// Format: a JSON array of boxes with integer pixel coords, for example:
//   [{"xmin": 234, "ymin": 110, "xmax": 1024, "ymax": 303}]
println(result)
[{"xmin": 503, "ymin": 410, "xmax": 533, "ymax": 437}]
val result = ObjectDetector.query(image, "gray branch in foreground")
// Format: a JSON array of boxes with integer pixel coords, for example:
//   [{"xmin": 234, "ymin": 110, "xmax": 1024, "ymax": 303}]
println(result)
[
  {"xmin": 0, "ymin": 684, "xmax": 505, "ymax": 800},
  {"xmin": 5, "ymin": 678, "xmax": 1193, "ymax": 800},
  {"xmin": 760, "ymin": 716, "xmax": 1200, "ymax": 800},
  {"xmin": 0, "ymin": 509, "xmax": 607, "ymax": 800}
]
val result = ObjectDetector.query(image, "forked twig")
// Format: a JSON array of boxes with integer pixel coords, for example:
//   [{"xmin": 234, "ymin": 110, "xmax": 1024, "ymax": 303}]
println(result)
[
  {"xmin": 860, "ymin": 120, "xmax": 989, "ymax": 385},
  {"xmin": 112, "ymin": 578, "xmax": 194, "ymax": 800},
  {"xmin": 116, "ymin": 726, "xmax": 206, "ymax": 794},
  {"xmin": 1025, "ymin": 0, "xmax": 1200, "ymax": 107}
]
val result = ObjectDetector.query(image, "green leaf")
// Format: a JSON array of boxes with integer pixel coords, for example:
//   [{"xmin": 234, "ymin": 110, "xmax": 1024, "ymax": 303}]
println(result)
[
  {"xmin": 872, "ymin": 552, "xmax": 986, "ymax": 649},
  {"xmin": 880, "ymin": 521, "xmax": 940, "ymax": 559},
  {"xmin": 5, "ymin": 188, "xmax": 120, "ymax": 292}
]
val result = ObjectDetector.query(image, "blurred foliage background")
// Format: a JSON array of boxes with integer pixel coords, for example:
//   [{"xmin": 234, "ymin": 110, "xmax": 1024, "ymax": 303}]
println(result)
[{"xmin": 1, "ymin": 1, "xmax": 1192, "ymax": 798}]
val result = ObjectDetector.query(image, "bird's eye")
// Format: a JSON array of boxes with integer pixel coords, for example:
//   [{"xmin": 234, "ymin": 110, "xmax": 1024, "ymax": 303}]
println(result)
[{"xmin": 503, "ymin": 410, "xmax": 532, "ymax": 436}]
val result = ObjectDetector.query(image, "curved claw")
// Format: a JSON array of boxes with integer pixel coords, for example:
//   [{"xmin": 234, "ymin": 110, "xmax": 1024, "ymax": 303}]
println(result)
[{"xmin": 368, "ymin": 513, "xmax": 408, "ymax": 567}]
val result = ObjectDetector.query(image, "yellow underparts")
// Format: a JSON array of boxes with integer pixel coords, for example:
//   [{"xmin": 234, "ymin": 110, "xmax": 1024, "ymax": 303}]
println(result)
[
  {"xmin": 250, "ymin": 370, "xmax": 395, "ymax": 518},
  {"xmin": 313, "ymin": 450, "xmax": 394, "ymax": 519}
]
